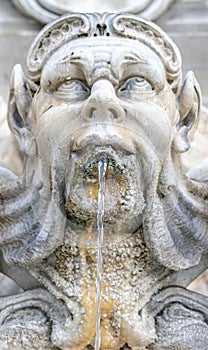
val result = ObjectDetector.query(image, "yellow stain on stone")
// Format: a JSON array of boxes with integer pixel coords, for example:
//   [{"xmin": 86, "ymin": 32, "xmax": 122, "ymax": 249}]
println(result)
[{"xmin": 72, "ymin": 238, "xmax": 128, "ymax": 350}]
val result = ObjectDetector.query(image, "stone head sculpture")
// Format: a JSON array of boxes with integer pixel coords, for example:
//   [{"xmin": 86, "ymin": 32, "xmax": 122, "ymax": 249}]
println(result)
[{"xmin": 0, "ymin": 12, "xmax": 208, "ymax": 350}]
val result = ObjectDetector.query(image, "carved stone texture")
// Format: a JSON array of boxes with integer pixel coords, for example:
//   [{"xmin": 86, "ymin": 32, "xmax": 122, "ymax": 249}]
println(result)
[
  {"xmin": 0, "ymin": 12, "xmax": 208, "ymax": 350},
  {"xmin": 11, "ymin": 0, "xmax": 175, "ymax": 24}
]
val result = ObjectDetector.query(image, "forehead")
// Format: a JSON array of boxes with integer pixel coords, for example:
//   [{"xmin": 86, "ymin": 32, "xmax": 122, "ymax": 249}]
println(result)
[{"xmin": 41, "ymin": 36, "xmax": 165, "ymax": 83}]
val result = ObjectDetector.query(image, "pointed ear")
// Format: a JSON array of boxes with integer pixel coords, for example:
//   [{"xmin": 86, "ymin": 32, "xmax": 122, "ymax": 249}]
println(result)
[
  {"xmin": 174, "ymin": 71, "xmax": 201, "ymax": 153},
  {"xmin": 7, "ymin": 64, "xmax": 36, "ymax": 155}
]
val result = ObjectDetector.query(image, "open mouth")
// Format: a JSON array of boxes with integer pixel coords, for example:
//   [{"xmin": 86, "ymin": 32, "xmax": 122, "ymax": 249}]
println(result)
[{"xmin": 64, "ymin": 145, "xmax": 145, "ymax": 235}]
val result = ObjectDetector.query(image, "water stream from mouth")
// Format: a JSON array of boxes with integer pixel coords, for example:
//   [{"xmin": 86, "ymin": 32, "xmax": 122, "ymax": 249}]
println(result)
[{"xmin": 94, "ymin": 156, "xmax": 107, "ymax": 350}]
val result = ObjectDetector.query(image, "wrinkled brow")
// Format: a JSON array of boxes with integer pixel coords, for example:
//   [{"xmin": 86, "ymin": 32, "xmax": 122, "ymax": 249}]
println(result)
[
  {"xmin": 58, "ymin": 51, "xmax": 148, "ymax": 66},
  {"xmin": 123, "ymin": 52, "xmax": 149, "ymax": 64}
]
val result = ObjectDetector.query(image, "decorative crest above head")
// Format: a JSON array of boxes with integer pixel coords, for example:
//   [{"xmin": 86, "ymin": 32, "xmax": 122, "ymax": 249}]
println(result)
[{"xmin": 27, "ymin": 12, "xmax": 182, "ymax": 91}]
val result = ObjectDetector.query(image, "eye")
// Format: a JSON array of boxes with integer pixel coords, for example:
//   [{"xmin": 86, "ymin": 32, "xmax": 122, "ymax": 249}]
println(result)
[
  {"xmin": 119, "ymin": 77, "xmax": 153, "ymax": 97},
  {"xmin": 56, "ymin": 79, "xmax": 90, "ymax": 100}
]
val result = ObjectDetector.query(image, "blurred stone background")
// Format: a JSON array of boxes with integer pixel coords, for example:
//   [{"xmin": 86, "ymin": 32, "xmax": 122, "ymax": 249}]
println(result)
[{"xmin": 0, "ymin": 0, "xmax": 208, "ymax": 295}]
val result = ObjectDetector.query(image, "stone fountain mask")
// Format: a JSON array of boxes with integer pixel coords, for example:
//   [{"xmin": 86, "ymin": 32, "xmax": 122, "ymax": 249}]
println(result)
[
  {"xmin": 1, "ymin": 12, "xmax": 206, "ymax": 271},
  {"xmin": 1, "ymin": 12, "xmax": 208, "ymax": 350}
]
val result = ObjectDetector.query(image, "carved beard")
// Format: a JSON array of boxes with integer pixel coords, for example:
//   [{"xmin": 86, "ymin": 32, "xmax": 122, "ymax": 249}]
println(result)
[
  {"xmin": 0, "ymin": 152, "xmax": 67, "ymax": 266},
  {"xmin": 143, "ymin": 149, "xmax": 208, "ymax": 270},
  {"xmin": 0, "ymin": 140, "xmax": 208, "ymax": 270}
]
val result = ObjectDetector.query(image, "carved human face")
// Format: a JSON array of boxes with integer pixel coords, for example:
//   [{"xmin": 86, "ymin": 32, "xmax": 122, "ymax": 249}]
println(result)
[{"xmin": 32, "ymin": 37, "xmax": 178, "ymax": 238}]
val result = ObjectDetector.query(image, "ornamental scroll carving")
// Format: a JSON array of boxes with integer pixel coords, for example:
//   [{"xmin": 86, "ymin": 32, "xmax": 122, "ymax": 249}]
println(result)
[{"xmin": 0, "ymin": 12, "xmax": 208, "ymax": 350}]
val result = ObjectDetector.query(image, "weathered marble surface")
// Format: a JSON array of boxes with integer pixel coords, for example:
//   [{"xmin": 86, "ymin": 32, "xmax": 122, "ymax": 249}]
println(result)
[
  {"xmin": 11, "ymin": 0, "xmax": 175, "ymax": 23},
  {"xmin": 1, "ymin": 1, "xmax": 208, "ymax": 172},
  {"xmin": 0, "ymin": 1, "xmax": 208, "ymax": 304},
  {"xmin": 0, "ymin": 12, "xmax": 208, "ymax": 349}
]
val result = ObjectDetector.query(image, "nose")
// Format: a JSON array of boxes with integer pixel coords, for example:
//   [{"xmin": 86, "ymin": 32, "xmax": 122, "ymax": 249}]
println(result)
[{"xmin": 82, "ymin": 80, "xmax": 125, "ymax": 122}]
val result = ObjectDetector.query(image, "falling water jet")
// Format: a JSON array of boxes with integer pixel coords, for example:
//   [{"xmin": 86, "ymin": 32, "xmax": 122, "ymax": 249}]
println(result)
[{"xmin": 94, "ymin": 156, "xmax": 107, "ymax": 350}]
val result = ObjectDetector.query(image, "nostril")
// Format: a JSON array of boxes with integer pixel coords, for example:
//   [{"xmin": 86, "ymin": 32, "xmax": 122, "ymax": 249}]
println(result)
[
  {"xmin": 82, "ymin": 103, "xmax": 97, "ymax": 121},
  {"xmin": 82, "ymin": 92, "xmax": 125, "ymax": 122},
  {"xmin": 89, "ymin": 107, "xmax": 96, "ymax": 118},
  {"xmin": 109, "ymin": 106, "xmax": 125, "ymax": 122},
  {"xmin": 109, "ymin": 108, "xmax": 119, "ymax": 119},
  {"xmin": 86, "ymin": 106, "xmax": 96, "ymax": 119}
]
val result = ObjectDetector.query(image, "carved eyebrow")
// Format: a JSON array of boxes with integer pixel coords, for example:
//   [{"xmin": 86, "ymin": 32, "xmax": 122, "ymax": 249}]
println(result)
[
  {"xmin": 59, "ymin": 52, "xmax": 148, "ymax": 65},
  {"xmin": 59, "ymin": 53, "xmax": 82, "ymax": 64},
  {"xmin": 123, "ymin": 53, "xmax": 149, "ymax": 64},
  {"xmin": 51, "ymin": 54, "xmax": 90, "ymax": 84},
  {"xmin": 70, "ymin": 55, "xmax": 82, "ymax": 62}
]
